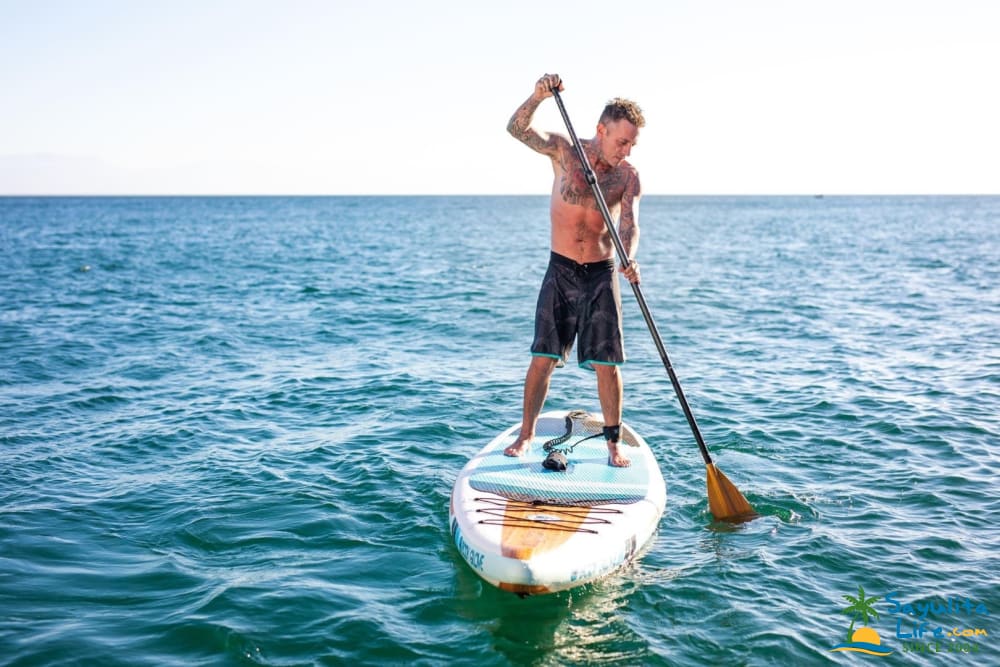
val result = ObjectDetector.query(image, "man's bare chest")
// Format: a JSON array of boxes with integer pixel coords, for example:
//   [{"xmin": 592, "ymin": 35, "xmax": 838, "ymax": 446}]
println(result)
[{"xmin": 558, "ymin": 163, "xmax": 626, "ymax": 209}]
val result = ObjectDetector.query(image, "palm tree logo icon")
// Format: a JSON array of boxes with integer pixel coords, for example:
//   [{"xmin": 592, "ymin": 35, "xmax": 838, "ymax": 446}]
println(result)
[
  {"xmin": 842, "ymin": 585, "xmax": 880, "ymax": 641},
  {"xmin": 829, "ymin": 585, "xmax": 893, "ymax": 656}
]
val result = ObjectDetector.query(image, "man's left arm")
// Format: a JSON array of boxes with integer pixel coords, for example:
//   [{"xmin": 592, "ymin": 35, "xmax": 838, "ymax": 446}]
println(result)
[{"xmin": 618, "ymin": 169, "xmax": 642, "ymax": 284}]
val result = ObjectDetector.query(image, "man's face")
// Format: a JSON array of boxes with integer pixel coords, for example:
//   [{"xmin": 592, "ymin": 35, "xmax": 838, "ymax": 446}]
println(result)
[{"xmin": 597, "ymin": 119, "xmax": 639, "ymax": 167}]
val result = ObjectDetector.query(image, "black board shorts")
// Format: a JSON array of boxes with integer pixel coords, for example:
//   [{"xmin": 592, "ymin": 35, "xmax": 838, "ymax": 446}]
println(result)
[{"xmin": 530, "ymin": 251, "xmax": 625, "ymax": 370}]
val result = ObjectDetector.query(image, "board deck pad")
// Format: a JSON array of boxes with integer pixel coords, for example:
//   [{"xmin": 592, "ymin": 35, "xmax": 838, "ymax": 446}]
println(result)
[{"xmin": 468, "ymin": 414, "xmax": 650, "ymax": 505}]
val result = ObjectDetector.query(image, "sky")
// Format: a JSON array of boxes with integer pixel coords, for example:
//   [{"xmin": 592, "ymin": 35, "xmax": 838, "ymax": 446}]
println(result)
[{"xmin": 1, "ymin": 0, "xmax": 997, "ymax": 195}]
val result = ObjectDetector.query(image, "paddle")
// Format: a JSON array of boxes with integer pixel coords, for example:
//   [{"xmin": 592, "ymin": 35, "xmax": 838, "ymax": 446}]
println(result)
[{"xmin": 550, "ymin": 87, "xmax": 756, "ymax": 522}]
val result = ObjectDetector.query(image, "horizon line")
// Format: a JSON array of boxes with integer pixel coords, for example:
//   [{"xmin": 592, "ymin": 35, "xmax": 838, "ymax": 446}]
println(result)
[{"xmin": 2, "ymin": 192, "xmax": 998, "ymax": 198}]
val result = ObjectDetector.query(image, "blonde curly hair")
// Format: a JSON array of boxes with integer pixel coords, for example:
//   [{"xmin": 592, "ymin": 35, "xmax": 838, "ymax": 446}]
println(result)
[{"xmin": 599, "ymin": 98, "xmax": 645, "ymax": 128}]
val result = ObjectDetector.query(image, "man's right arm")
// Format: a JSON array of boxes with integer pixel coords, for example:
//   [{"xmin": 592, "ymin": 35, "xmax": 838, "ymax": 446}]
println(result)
[{"xmin": 506, "ymin": 74, "xmax": 564, "ymax": 157}]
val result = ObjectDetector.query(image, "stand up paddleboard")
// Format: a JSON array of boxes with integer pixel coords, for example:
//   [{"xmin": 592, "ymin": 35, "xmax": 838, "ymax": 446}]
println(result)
[{"xmin": 450, "ymin": 409, "xmax": 666, "ymax": 595}]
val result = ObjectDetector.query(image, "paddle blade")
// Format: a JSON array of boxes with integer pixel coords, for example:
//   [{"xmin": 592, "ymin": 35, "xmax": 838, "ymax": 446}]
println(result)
[{"xmin": 706, "ymin": 463, "xmax": 757, "ymax": 522}]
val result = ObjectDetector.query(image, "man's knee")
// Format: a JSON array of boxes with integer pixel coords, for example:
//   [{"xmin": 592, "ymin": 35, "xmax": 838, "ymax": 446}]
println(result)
[
  {"xmin": 593, "ymin": 363, "xmax": 621, "ymax": 380},
  {"xmin": 529, "ymin": 355, "xmax": 559, "ymax": 376}
]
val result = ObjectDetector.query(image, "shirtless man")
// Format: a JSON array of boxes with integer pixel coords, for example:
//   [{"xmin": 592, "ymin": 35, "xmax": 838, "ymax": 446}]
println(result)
[{"xmin": 503, "ymin": 73, "xmax": 644, "ymax": 467}]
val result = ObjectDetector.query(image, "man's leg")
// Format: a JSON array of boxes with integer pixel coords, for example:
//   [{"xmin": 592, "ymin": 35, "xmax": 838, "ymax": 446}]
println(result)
[
  {"xmin": 595, "ymin": 364, "xmax": 630, "ymax": 467},
  {"xmin": 504, "ymin": 355, "xmax": 558, "ymax": 456}
]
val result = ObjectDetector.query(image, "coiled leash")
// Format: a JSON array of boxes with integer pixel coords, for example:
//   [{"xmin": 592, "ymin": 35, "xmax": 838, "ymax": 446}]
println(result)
[{"xmin": 542, "ymin": 411, "xmax": 622, "ymax": 471}]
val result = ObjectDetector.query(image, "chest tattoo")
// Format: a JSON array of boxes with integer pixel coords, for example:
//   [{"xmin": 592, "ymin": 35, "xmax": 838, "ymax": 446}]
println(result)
[{"xmin": 559, "ymin": 163, "xmax": 626, "ymax": 210}]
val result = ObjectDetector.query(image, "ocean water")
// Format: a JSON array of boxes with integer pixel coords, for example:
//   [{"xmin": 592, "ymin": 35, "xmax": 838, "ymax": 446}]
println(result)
[{"xmin": 1, "ymin": 195, "xmax": 998, "ymax": 666}]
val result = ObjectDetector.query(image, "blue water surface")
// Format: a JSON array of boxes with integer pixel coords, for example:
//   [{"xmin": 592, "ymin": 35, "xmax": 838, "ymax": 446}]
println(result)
[{"xmin": 1, "ymin": 195, "xmax": 998, "ymax": 665}]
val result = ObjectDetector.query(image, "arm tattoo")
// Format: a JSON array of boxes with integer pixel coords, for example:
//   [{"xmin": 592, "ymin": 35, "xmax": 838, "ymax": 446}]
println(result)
[
  {"xmin": 507, "ymin": 96, "xmax": 552, "ymax": 154},
  {"xmin": 617, "ymin": 171, "xmax": 641, "ymax": 258}
]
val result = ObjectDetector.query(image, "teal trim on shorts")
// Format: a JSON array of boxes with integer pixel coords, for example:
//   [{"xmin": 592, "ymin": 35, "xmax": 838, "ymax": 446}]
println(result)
[
  {"xmin": 580, "ymin": 359, "xmax": 625, "ymax": 372},
  {"xmin": 532, "ymin": 352, "xmax": 565, "ymax": 367}
]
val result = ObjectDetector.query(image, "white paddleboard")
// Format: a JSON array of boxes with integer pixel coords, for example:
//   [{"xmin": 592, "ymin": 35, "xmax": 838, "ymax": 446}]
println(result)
[{"xmin": 450, "ymin": 409, "xmax": 666, "ymax": 595}]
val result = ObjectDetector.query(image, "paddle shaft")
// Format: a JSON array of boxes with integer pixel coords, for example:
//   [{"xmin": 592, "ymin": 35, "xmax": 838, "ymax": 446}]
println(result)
[{"xmin": 551, "ymin": 88, "xmax": 715, "ymax": 466}]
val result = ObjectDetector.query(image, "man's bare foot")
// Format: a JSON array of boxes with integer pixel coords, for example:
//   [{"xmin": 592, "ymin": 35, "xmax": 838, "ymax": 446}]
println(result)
[
  {"xmin": 504, "ymin": 436, "xmax": 532, "ymax": 457},
  {"xmin": 607, "ymin": 441, "xmax": 631, "ymax": 467}
]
